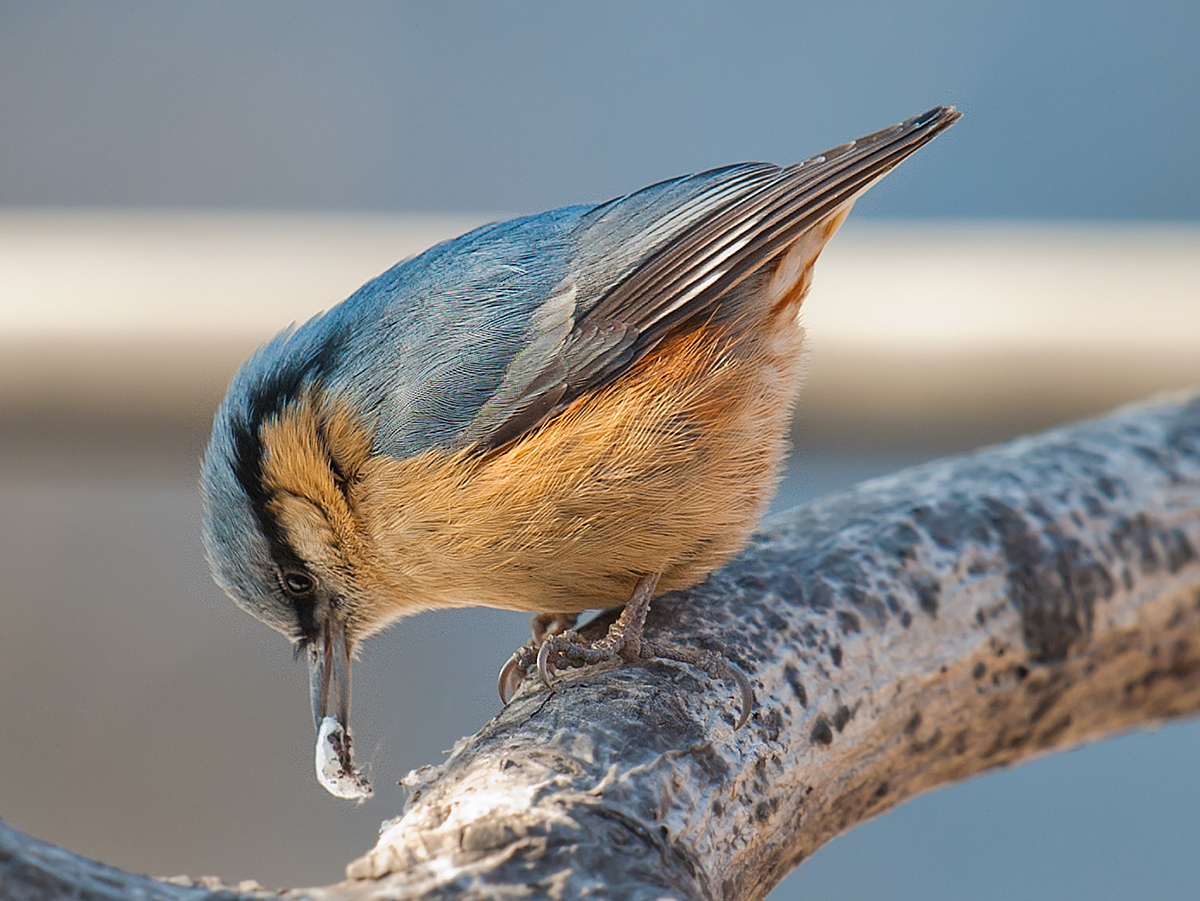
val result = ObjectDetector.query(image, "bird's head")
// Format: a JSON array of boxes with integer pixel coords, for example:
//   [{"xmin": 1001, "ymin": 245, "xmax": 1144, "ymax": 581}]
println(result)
[{"xmin": 200, "ymin": 328, "xmax": 384, "ymax": 737}]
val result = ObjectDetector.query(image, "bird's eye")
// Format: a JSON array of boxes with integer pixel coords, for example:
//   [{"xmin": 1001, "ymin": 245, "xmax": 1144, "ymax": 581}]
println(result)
[{"xmin": 281, "ymin": 570, "xmax": 316, "ymax": 597}]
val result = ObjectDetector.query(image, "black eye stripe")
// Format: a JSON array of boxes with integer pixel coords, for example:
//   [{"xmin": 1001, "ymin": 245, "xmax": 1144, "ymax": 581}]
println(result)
[
  {"xmin": 279, "ymin": 566, "xmax": 320, "ymax": 642},
  {"xmin": 226, "ymin": 323, "xmax": 351, "ymax": 626}
]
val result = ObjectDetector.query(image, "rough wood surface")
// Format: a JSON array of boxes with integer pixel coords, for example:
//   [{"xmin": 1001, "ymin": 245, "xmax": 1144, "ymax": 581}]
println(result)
[{"xmin": 3, "ymin": 392, "xmax": 1200, "ymax": 901}]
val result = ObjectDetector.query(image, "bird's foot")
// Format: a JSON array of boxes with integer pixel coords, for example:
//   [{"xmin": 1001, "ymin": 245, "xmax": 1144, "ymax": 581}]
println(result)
[
  {"xmin": 497, "ymin": 611, "xmax": 579, "ymax": 704},
  {"xmin": 496, "ymin": 574, "xmax": 754, "ymax": 727},
  {"xmin": 534, "ymin": 573, "xmax": 656, "ymax": 685},
  {"xmin": 497, "ymin": 577, "xmax": 653, "ymax": 704}
]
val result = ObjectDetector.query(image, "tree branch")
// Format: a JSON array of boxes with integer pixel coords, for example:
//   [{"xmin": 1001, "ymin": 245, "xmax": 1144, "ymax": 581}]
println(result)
[{"xmin": 4, "ymin": 392, "xmax": 1200, "ymax": 900}]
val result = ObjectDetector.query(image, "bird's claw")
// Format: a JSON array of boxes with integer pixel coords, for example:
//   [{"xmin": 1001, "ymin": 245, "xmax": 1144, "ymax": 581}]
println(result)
[
  {"xmin": 497, "ymin": 651, "xmax": 527, "ymax": 705},
  {"xmin": 499, "ymin": 612, "xmax": 586, "ymax": 704},
  {"xmin": 536, "ymin": 640, "xmax": 555, "ymax": 688},
  {"xmin": 498, "ymin": 628, "xmax": 620, "ymax": 701}
]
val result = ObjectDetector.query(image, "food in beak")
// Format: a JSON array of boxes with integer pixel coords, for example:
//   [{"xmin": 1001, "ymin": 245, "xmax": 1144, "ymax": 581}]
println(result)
[{"xmin": 315, "ymin": 716, "xmax": 372, "ymax": 800}]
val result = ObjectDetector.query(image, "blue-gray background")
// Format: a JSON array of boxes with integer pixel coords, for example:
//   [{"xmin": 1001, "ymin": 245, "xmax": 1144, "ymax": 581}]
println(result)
[
  {"xmin": 2, "ymin": 0, "xmax": 1198, "ymax": 219},
  {"xmin": 1, "ymin": 3, "xmax": 1199, "ymax": 900}
]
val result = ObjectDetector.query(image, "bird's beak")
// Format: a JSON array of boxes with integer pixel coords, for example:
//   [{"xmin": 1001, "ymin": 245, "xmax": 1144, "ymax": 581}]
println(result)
[{"xmin": 308, "ymin": 614, "xmax": 352, "ymax": 731}]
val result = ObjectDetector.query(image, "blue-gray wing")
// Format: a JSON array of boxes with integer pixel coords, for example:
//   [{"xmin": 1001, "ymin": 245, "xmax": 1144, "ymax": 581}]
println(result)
[
  {"xmin": 456, "ymin": 105, "xmax": 959, "ymax": 450},
  {"xmin": 318, "ymin": 170, "xmax": 784, "ymax": 459}
]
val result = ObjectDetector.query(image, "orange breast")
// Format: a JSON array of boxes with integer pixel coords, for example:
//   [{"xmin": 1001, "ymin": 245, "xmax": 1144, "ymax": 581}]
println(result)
[{"xmin": 353, "ymin": 304, "xmax": 808, "ymax": 618}]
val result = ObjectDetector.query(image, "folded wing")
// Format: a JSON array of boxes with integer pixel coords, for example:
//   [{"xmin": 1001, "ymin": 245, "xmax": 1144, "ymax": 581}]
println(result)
[{"xmin": 459, "ymin": 105, "xmax": 960, "ymax": 450}]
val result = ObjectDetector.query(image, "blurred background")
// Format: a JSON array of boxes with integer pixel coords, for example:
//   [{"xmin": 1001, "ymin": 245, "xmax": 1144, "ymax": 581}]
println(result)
[{"xmin": 1, "ymin": 2, "xmax": 1199, "ymax": 898}]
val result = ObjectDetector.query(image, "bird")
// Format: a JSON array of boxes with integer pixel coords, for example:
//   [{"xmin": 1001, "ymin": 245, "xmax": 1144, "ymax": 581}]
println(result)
[{"xmin": 200, "ymin": 105, "xmax": 960, "ymax": 791}]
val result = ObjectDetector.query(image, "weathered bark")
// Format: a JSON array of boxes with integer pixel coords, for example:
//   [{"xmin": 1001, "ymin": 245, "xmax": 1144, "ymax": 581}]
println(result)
[{"xmin": 4, "ymin": 392, "xmax": 1200, "ymax": 901}]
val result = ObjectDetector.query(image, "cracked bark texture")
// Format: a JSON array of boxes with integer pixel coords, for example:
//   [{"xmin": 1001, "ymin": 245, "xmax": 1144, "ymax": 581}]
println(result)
[{"xmin": 4, "ymin": 392, "xmax": 1200, "ymax": 901}]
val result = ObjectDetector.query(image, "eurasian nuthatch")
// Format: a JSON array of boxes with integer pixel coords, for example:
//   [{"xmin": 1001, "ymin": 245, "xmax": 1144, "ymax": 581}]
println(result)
[{"xmin": 201, "ymin": 106, "xmax": 959, "ymax": 794}]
